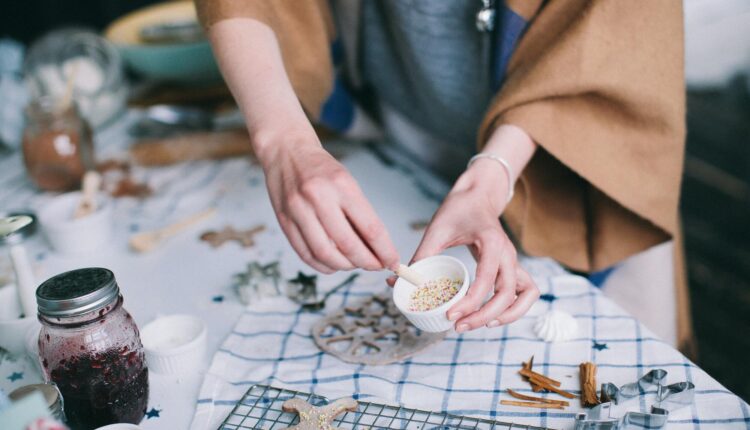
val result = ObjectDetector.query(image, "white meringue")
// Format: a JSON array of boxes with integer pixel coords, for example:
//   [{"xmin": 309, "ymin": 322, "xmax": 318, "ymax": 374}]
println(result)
[{"xmin": 534, "ymin": 310, "xmax": 579, "ymax": 342}]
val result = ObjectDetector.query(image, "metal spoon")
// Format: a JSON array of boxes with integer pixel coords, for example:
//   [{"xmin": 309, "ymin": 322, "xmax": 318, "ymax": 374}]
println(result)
[{"xmin": 301, "ymin": 273, "xmax": 360, "ymax": 312}]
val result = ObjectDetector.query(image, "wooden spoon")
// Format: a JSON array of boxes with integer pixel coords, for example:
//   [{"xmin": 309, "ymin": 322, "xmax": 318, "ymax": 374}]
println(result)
[{"xmin": 129, "ymin": 208, "xmax": 216, "ymax": 253}]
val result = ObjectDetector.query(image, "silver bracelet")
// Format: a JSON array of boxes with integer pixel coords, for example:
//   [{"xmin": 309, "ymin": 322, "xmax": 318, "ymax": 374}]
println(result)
[{"xmin": 467, "ymin": 153, "xmax": 515, "ymax": 204}]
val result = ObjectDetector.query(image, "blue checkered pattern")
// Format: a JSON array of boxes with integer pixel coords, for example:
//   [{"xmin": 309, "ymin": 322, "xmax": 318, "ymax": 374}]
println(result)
[{"xmin": 191, "ymin": 259, "xmax": 750, "ymax": 429}]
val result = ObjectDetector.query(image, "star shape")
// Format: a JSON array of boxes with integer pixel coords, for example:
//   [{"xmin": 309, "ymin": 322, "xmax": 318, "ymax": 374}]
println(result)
[
  {"xmin": 289, "ymin": 271, "xmax": 317, "ymax": 286},
  {"xmin": 145, "ymin": 407, "xmax": 161, "ymax": 419},
  {"xmin": 288, "ymin": 271, "xmax": 318, "ymax": 302},
  {"xmin": 212, "ymin": 295, "xmax": 225, "ymax": 303},
  {"xmin": 7, "ymin": 371, "xmax": 23, "ymax": 382},
  {"xmin": 592, "ymin": 341, "xmax": 609, "ymax": 351},
  {"xmin": 539, "ymin": 293, "xmax": 557, "ymax": 302}
]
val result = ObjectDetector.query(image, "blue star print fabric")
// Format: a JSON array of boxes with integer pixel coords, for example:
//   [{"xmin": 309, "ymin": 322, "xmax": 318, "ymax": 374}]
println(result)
[{"xmin": 192, "ymin": 258, "xmax": 750, "ymax": 429}]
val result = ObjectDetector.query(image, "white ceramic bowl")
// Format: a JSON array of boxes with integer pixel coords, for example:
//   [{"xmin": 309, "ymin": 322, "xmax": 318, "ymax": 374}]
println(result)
[
  {"xmin": 141, "ymin": 314, "xmax": 207, "ymax": 374},
  {"xmin": 393, "ymin": 255, "xmax": 470, "ymax": 333},
  {"xmin": 38, "ymin": 191, "xmax": 113, "ymax": 256},
  {"xmin": 0, "ymin": 283, "xmax": 41, "ymax": 355}
]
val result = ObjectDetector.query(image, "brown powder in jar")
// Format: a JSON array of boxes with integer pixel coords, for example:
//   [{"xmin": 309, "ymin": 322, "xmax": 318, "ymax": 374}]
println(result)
[{"xmin": 22, "ymin": 128, "xmax": 87, "ymax": 192}]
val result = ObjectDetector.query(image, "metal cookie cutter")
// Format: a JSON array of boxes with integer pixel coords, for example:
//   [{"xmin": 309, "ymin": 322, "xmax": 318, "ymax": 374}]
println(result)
[
  {"xmin": 575, "ymin": 370, "xmax": 695, "ymax": 429},
  {"xmin": 600, "ymin": 369, "xmax": 667, "ymax": 404},
  {"xmin": 233, "ymin": 261, "xmax": 282, "ymax": 305}
]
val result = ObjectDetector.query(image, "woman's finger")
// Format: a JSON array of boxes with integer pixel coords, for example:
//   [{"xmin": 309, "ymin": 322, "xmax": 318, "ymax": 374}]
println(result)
[
  {"xmin": 289, "ymin": 199, "xmax": 355, "ymax": 271},
  {"xmin": 455, "ymin": 277, "xmax": 515, "ymax": 330},
  {"xmin": 490, "ymin": 267, "xmax": 540, "ymax": 326},
  {"xmin": 278, "ymin": 215, "xmax": 336, "ymax": 274},
  {"xmin": 342, "ymin": 191, "xmax": 400, "ymax": 270},
  {"xmin": 313, "ymin": 200, "xmax": 382, "ymax": 270},
  {"xmin": 411, "ymin": 224, "xmax": 449, "ymax": 264},
  {"xmin": 448, "ymin": 239, "xmax": 502, "ymax": 328},
  {"xmin": 496, "ymin": 245, "xmax": 518, "ymax": 294}
]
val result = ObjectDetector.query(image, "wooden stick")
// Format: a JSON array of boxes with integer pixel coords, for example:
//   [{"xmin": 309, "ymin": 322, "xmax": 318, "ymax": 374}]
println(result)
[
  {"xmin": 579, "ymin": 362, "xmax": 601, "ymax": 407},
  {"xmin": 500, "ymin": 400, "xmax": 564, "ymax": 410},
  {"xmin": 394, "ymin": 263, "xmax": 426, "ymax": 286},
  {"xmin": 506, "ymin": 389, "xmax": 570, "ymax": 407},
  {"xmin": 518, "ymin": 368, "xmax": 562, "ymax": 387}
]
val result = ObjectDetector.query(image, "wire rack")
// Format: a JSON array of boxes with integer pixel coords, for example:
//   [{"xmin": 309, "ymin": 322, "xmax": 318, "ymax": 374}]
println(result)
[{"xmin": 220, "ymin": 385, "xmax": 557, "ymax": 430}]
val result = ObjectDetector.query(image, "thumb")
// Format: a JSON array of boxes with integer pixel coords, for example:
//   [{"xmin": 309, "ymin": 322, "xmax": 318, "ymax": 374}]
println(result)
[{"xmin": 410, "ymin": 228, "xmax": 448, "ymax": 265}]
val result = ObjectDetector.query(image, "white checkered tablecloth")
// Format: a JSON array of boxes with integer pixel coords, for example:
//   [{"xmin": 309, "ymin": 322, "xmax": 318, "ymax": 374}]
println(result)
[
  {"xmin": 192, "ymin": 265, "xmax": 750, "ymax": 430},
  {"xmin": 0, "ymin": 112, "xmax": 747, "ymax": 430}
]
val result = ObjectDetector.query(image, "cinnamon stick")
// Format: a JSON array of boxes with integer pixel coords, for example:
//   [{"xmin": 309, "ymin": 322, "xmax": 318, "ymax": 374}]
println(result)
[
  {"xmin": 579, "ymin": 362, "xmax": 601, "ymax": 407},
  {"xmin": 518, "ymin": 368, "xmax": 562, "ymax": 387},
  {"xmin": 506, "ymin": 389, "xmax": 570, "ymax": 407},
  {"xmin": 500, "ymin": 400, "xmax": 564, "ymax": 410},
  {"xmin": 522, "ymin": 357, "xmax": 544, "ymax": 392}
]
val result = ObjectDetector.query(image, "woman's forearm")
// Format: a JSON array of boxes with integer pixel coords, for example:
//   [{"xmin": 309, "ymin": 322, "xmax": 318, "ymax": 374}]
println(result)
[
  {"xmin": 207, "ymin": 18, "xmax": 319, "ymax": 163},
  {"xmin": 457, "ymin": 124, "xmax": 538, "ymax": 216},
  {"xmin": 480, "ymin": 124, "xmax": 537, "ymax": 185}
]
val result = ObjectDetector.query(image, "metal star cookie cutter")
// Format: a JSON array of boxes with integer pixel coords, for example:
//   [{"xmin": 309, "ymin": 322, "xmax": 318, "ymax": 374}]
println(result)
[
  {"xmin": 286, "ymin": 272, "xmax": 318, "ymax": 305},
  {"xmin": 575, "ymin": 370, "xmax": 695, "ymax": 429},
  {"xmin": 233, "ymin": 261, "xmax": 282, "ymax": 305}
]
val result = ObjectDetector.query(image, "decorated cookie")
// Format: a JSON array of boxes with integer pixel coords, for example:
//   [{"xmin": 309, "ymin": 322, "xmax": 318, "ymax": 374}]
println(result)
[{"xmin": 281, "ymin": 397, "xmax": 358, "ymax": 430}]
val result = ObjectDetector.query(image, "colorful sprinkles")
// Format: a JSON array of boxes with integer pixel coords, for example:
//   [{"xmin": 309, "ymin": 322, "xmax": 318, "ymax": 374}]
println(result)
[{"xmin": 409, "ymin": 277, "xmax": 462, "ymax": 311}]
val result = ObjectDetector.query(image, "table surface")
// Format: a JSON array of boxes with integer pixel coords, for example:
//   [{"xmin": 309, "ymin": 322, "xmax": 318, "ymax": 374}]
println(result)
[{"xmin": 0, "ymin": 112, "xmax": 748, "ymax": 430}]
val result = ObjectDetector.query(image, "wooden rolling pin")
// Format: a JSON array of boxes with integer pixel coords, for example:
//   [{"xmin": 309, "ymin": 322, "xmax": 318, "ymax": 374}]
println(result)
[{"xmin": 130, "ymin": 130, "xmax": 254, "ymax": 166}]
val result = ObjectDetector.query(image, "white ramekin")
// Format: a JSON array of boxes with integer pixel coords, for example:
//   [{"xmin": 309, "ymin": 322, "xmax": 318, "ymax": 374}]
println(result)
[
  {"xmin": 140, "ymin": 314, "xmax": 207, "ymax": 374},
  {"xmin": 38, "ymin": 191, "xmax": 113, "ymax": 256},
  {"xmin": 393, "ymin": 255, "xmax": 470, "ymax": 333}
]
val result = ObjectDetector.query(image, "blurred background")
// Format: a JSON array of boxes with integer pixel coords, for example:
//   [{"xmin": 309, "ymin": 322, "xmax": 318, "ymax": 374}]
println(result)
[{"xmin": 0, "ymin": 0, "xmax": 748, "ymax": 401}]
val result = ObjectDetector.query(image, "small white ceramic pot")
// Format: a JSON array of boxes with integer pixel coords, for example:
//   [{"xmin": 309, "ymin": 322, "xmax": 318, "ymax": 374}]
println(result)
[
  {"xmin": 38, "ymin": 191, "xmax": 113, "ymax": 256},
  {"xmin": 393, "ymin": 255, "xmax": 470, "ymax": 333},
  {"xmin": 140, "ymin": 314, "xmax": 207, "ymax": 374}
]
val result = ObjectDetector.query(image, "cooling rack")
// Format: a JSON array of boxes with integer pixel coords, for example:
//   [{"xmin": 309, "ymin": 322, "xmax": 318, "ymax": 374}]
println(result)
[{"xmin": 220, "ymin": 384, "xmax": 557, "ymax": 429}]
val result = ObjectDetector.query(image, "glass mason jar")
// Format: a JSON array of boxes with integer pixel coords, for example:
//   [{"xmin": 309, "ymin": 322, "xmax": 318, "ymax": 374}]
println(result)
[
  {"xmin": 22, "ymin": 96, "xmax": 94, "ymax": 191},
  {"xmin": 36, "ymin": 268, "xmax": 148, "ymax": 429}
]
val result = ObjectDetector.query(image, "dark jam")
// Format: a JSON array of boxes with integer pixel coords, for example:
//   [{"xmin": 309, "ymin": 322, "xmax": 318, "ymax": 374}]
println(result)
[{"xmin": 48, "ymin": 346, "xmax": 148, "ymax": 429}]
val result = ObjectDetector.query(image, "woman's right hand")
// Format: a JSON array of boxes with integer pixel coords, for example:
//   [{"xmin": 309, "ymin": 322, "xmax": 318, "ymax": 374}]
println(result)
[{"xmin": 257, "ymin": 132, "xmax": 400, "ymax": 274}]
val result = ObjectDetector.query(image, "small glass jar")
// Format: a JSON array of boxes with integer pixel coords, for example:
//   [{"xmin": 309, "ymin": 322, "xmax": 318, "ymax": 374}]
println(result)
[
  {"xmin": 22, "ymin": 97, "xmax": 94, "ymax": 191},
  {"xmin": 36, "ymin": 268, "xmax": 148, "ymax": 430}
]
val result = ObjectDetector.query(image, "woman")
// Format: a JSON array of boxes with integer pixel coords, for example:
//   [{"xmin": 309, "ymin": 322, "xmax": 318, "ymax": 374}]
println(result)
[{"xmin": 196, "ymin": 0, "xmax": 689, "ymax": 346}]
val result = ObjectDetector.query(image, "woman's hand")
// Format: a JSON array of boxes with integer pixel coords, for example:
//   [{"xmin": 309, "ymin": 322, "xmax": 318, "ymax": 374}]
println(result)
[
  {"xmin": 401, "ymin": 124, "xmax": 541, "ymax": 331},
  {"xmin": 207, "ymin": 19, "xmax": 399, "ymax": 274},
  {"xmin": 258, "ymin": 132, "xmax": 400, "ymax": 274},
  {"xmin": 411, "ymin": 161, "xmax": 539, "ymax": 331}
]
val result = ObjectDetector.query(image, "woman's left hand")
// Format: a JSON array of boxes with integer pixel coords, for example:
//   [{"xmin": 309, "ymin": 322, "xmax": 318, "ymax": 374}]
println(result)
[{"xmin": 408, "ymin": 160, "xmax": 539, "ymax": 332}]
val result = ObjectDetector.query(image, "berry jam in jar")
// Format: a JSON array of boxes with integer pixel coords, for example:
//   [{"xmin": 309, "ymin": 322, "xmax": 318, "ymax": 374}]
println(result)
[{"xmin": 36, "ymin": 268, "xmax": 148, "ymax": 429}]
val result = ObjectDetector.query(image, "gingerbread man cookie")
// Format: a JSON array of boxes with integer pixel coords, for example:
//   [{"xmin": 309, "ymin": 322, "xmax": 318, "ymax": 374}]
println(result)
[
  {"xmin": 200, "ymin": 225, "xmax": 265, "ymax": 248},
  {"xmin": 281, "ymin": 397, "xmax": 358, "ymax": 430}
]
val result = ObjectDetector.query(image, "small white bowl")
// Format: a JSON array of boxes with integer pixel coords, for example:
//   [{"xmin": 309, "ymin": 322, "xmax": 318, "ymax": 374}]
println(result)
[
  {"xmin": 38, "ymin": 191, "xmax": 113, "ymax": 256},
  {"xmin": 140, "ymin": 314, "xmax": 207, "ymax": 374},
  {"xmin": 393, "ymin": 255, "xmax": 470, "ymax": 333}
]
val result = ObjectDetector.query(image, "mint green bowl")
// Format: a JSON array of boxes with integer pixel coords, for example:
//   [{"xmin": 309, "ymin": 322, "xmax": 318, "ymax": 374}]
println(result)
[
  {"xmin": 116, "ymin": 41, "xmax": 221, "ymax": 83},
  {"xmin": 105, "ymin": 1, "xmax": 221, "ymax": 84}
]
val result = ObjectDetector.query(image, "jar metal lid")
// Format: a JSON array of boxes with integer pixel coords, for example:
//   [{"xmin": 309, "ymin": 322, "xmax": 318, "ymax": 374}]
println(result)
[
  {"xmin": 0, "ymin": 211, "xmax": 37, "ymax": 245},
  {"xmin": 9, "ymin": 382, "xmax": 65, "ymax": 420},
  {"xmin": 36, "ymin": 267, "xmax": 119, "ymax": 317}
]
